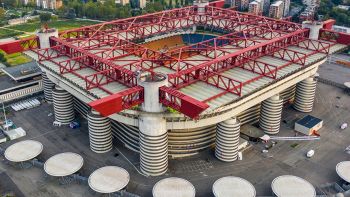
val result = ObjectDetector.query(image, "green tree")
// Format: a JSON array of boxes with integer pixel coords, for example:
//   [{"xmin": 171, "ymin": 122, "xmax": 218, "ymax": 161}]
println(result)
[
  {"xmin": 39, "ymin": 13, "xmax": 52, "ymax": 30},
  {"xmin": 0, "ymin": 50, "xmax": 6, "ymax": 63},
  {"xmin": 67, "ymin": 0, "xmax": 84, "ymax": 17},
  {"xmin": 0, "ymin": 0, "xmax": 19, "ymax": 7},
  {"xmin": 83, "ymin": 1, "xmax": 98, "ymax": 19},
  {"xmin": 0, "ymin": 8, "xmax": 5, "ymax": 20}
]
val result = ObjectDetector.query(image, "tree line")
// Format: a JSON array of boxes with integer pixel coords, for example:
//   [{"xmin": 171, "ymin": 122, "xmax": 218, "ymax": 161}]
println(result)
[
  {"xmin": 58, "ymin": 0, "xmax": 192, "ymax": 21},
  {"xmin": 317, "ymin": 0, "xmax": 350, "ymax": 26}
]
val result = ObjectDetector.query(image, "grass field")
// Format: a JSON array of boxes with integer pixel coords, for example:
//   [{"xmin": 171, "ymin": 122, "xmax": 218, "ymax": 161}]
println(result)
[
  {"xmin": 1, "ymin": 49, "xmax": 32, "ymax": 67},
  {"xmin": 0, "ymin": 29, "xmax": 21, "ymax": 39},
  {"xmin": 8, "ymin": 20, "xmax": 99, "ymax": 33},
  {"xmin": 5, "ymin": 52, "xmax": 32, "ymax": 66}
]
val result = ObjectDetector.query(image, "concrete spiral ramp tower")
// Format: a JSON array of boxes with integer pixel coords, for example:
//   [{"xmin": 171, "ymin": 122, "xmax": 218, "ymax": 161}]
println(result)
[
  {"xmin": 42, "ymin": 72, "xmax": 55, "ymax": 102},
  {"xmin": 52, "ymin": 86, "xmax": 75, "ymax": 124},
  {"xmin": 259, "ymin": 94, "xmax": 283, "ymax": 135},
  {"xmin": 138, "ymin": 73, "xmax": 169, "ymax": 176},
  {"xmin": 88, "ymin": 110, "xmax": 113, "ymax": 153},
  {"xmin": 139, "ymin": 128, "xmax": 168, "ymax": 176},
  {"xmin": 215, "ymin": 118, "xmax": 241, "ymax": 162},
  {"xmin": 293, "ymin": 76, "xmax": 317, "ymax": 113}
]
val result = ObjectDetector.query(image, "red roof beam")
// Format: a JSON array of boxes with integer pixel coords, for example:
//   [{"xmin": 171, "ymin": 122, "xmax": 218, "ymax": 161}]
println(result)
[
  {"xmin": 199, "ymin": 70, "xmax": 243, "ymax": 96},
  {"xmin": 0, "ymin": 36, "xmax": 39, "ymax": 54},
  {"xmin": 60, "ymin": 6, "xmax": 197, "ymax": 36},
  {"xmin": 296, "ymin": 39, "xmax": 332, "ymax": 54},
  {"xmin": 167, "ymin": 29, "xmax": 308, "ymax": 86},
  {"xmin": 269, "ymin": 47, "xmax": 307, "ymax": 65},
  {"xmin": 159, "ymin": 86, "xmax": 209, "ymax": 119},
  {"xmin": 89, "ymin": 86, "xmax": 144, "ymax": 117},
  {"xmin": 49, "ymin": 37, "xmax": 138, "ymax": 87}
]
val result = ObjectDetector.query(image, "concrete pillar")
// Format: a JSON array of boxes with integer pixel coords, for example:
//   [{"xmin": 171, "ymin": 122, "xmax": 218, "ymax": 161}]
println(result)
[
  {"xmin": 52, "ymin": 86, "xmax": 75, "ymax": 124},
  {"xmin": 302, "ymin": 21, "xmax": 323, "ymax": 40},
  {"xmin": 259, "ymin": 94, "xmax": 283, "ymax": 135},
  {"xmin": 36, "ymin": 28, "xmax": 58, "ymax": 49},
  {"xmin": 42, "ymin": 72, "xmax": 55, "ymax": 102},
  {"xmin": 138, "ymin": 73, "xmax": 168, "ymax": 176},
  {"xmin": 293, "ymin": 76, "xmax": 317, "ymax": 113},
  {"xmin": 88, "ymin": 110, "xmax": 113, "ymax": 153},
  {"xmin": 215, "ymin": 117, "xmax": 241, "ymax": 162}
]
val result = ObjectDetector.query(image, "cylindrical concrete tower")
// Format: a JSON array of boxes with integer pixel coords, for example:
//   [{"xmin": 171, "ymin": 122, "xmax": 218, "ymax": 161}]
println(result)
[
  {"xmin": 293, "ymin": 76, "xmax": 317, "ymax": 113},
  {"xmin": 36, "ymin": 29, "xmax": 58, "ymax": 49},
  {"xmin": 259, "ymin": 94, "xmax": 283, "ymax": 135},
  {"xmin": 215, "ymin": 117, "xmax": 241, "ymax": 162},
  {"xmin": 42, "ymin": 72, "xmax": 55, "ymax": 102},
  {"xmin": 88, "ymin": 110, "xmax": 113, "ymax": 153},
  {"xmin": 302, "ymin": 21, "xmax": 323, "ymax": 40},
  {"xmin": 52, "ymin": 86, "xmax": 75, "ymax": 124},
  {"xmin": 138, "ymin": 73, "xmax": 169, "ymax": 176}
]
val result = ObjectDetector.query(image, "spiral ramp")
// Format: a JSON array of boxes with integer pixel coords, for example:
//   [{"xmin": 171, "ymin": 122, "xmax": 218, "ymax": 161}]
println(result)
[
  {"xmin": 215, "ymin": 118, "xmax": 241, "ymax": 162},
  {"xmin": 293, "ymin": 77, "xmax": 317, "ymax": 113},
  {"xmin": 52, "ymin": 86, "xmax": 75, "ymax": 124},
  {"xmin": 88, "ymin": 110, "xmax": 113, "ymax": 153},
  {"xmin": 259, "ymin": 94, "xmax": 283, "ymax": 135},
  {"xmin": 42, "ymin": 72, "xmax": 55, "ymax": 102},
  {"xmin": 140, "ymin": 132, "xmax": 168, "ymax": 176},
  {"xmin": 280, "ymin": 84, "xmax": 296, "ymax": 103}
]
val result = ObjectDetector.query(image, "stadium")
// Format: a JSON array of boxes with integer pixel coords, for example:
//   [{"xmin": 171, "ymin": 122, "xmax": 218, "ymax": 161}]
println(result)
[{"xmin": 0, "ymin": 0, "xmax": 348, "ymax": 178}]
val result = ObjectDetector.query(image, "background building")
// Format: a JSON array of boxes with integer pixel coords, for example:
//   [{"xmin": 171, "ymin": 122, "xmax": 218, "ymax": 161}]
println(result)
[
  {"xmin": 235, "ymin": 0, "xmax": 249, "ymax": 10},
  {"xmin": 269, "ymin": 1, "xmax": 283, "ymax": 19},
  {"xmin": 0, "ymin": 62, "xmax": 43, "ymax": 103},
  {"xmin": 33, "ymin": 0, "xmax": 62, "ymax": 9},
  {"xmin": 263, "ymin": 0, "xmax": 270, "ymax": 13},
  {"xmin": 333, "ymin": 25, "xmax": 350, "ymax": 34},
  {"xmin": 281, "ymin": 0, "xmax": 290, "ymax": 17},
  {"xmin": 302, "ymin": 0, "xmax": 320, "ymax": 7},
  {"xmin": 249, "ymin": 0, "xmax": 263, "ymax": 15},
  {"xmin": 114, "ymin": 0, "xmax": 130, "ymax": 5}
]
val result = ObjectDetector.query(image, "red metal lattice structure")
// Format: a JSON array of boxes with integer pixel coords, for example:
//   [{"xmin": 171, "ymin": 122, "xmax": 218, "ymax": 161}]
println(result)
[{"xmin": 0, "ymin": 5, "xmax": 344, "ymax": 119}]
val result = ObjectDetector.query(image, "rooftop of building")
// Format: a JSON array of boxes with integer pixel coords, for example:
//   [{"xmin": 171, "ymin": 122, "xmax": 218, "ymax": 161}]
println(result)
[
  {"xmin": 296, "ymin": 115, "xmax": 322, "ymax": 129},
  {"xmin": 0, "ymin": 74, "xmax": 41, "ymax": 94},
  {"xmin": 271, "ymin": 1, "xmax": 283, "ymax": 6},
  {"xmin": 1, "ymin": 61, "xmax": 41, "ymax": 82},
  {"xmin": 0, "ymin": 75, "xmax": 16, "ymax": 92}
]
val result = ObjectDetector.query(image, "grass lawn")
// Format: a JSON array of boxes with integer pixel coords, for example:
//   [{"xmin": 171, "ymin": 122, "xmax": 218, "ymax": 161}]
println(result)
[
  {"xmin": 8, "ymin": 19, "xmax": 99, "ymax": 33},
  {"xmin": 4, "ymin": 52, "xmax": 32, "ymax": 67},
  {"xmin": 0, "ymin": 29, "xmax": 21, "ymax": 39}
]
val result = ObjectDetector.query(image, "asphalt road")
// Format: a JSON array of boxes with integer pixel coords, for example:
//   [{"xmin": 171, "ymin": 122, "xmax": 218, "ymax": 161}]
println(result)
[{"xmin": 318, "ymin": 53, "xmax": 350, "ymax": 85}]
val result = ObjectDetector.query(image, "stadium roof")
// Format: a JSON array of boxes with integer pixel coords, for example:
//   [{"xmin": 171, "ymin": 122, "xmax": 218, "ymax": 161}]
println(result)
[{"xmin": 8, "ymin": 5, "xmax": 348, "ymax": 118}]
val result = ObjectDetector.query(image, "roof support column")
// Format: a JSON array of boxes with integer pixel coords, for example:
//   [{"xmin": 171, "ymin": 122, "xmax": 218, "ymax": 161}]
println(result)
[
  {"xmin": 293, "ymin": 76, "xmax": 317, "ymax": 113},
  {"xmin": 138, "ymin": 73, "xmax": 168, "ymax": 176},
  {"xmin": 52, "ymin": 85, "xmax": 75, "ymax": 124},
  {"xmin": 259, "ymin": 94, "xmax": 283, "ymax": 135},
  {"xmin": 215, "ymin": 117, "xmax": 241, "ymax": 162},
  {"xmin": 88, "ymin": 110, "xmax": 113, "ymax": 153},
  {"xmin": 36, "ymin": 29, "xmax": 58, "ymax": 49}
]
